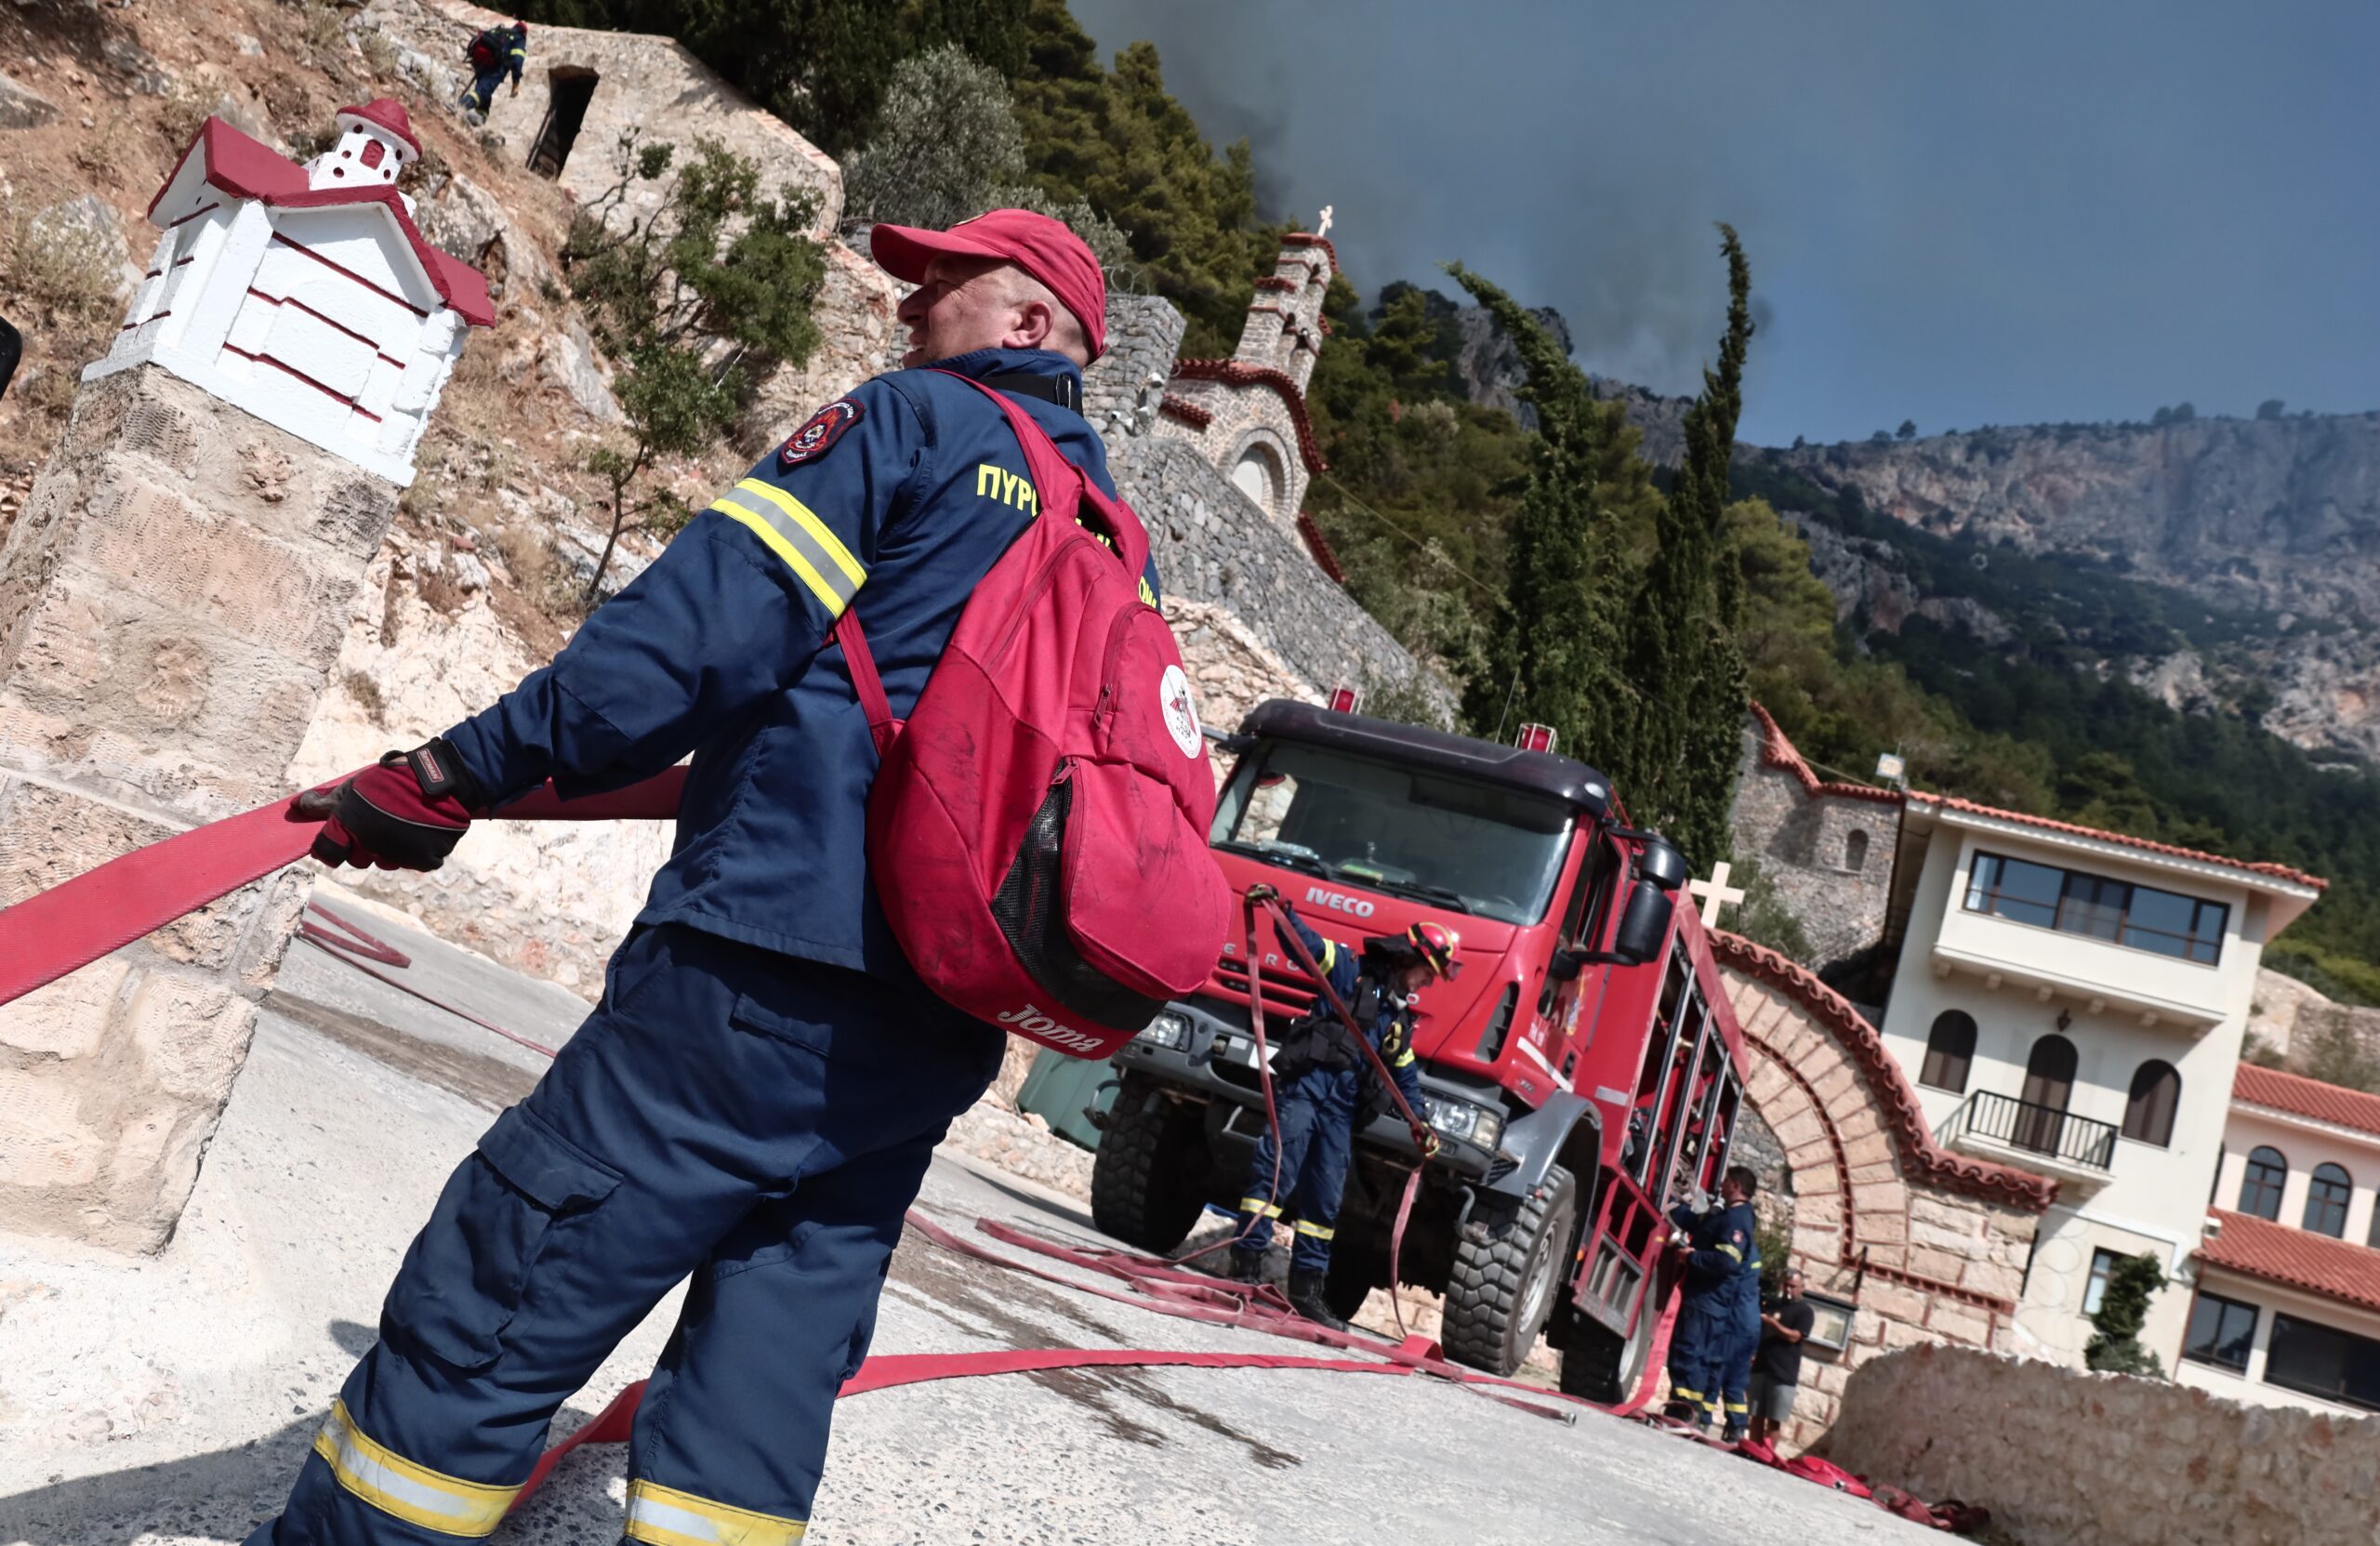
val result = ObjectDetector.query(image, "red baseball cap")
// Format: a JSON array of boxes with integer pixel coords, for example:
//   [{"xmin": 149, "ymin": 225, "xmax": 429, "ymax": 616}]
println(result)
[{"xmin": 871, "ymin": 209, "xmax": 1107, "ymax": 360}]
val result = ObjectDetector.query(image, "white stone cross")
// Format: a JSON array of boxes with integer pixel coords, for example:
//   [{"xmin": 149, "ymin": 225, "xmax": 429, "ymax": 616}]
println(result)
[
  {"xmin": 1689, "ymin": 861, "xmax": 1747, "ymax": 928},
  {"xmin": 1316, "ymin": 205, "xmax": 1334, "ymax": 239}
]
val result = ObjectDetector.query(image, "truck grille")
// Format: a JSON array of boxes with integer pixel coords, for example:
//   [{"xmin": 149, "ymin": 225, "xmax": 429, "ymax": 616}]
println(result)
[{"xmin": 1210, "ymin": 956, "xmax": 1320, "ymax": 1023}]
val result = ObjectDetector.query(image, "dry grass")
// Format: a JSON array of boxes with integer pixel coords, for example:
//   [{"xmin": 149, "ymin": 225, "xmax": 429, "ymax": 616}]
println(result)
[
  {"xmin": 416, "ymin": 563, "xmax": 469, "ymax": 615},
  {"xmin": 492, "ymin": 520, "xmax": 589, "ymax": 625},
  {"xmin": 358, "ymin": 31, "xmax": 400, "ymax": 84},
  {"xmin": 341, "ymin": 669, "xmax": 388, "ymax": 727}
]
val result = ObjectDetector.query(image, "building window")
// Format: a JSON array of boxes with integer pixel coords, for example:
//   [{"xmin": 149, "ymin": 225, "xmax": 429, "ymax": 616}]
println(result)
[
  {"xmin": 2239, "ymin": 1146, "xmax": 2288, "ymax": 1221},
  {"xmin": 2181, "ymin": 1292, "xmax": 2259, "ymax": 1373},
  {"xmin": 1919, "ymin": 1011, "xmax": 1977, "ymax": 1093},
  {"xmin": 2266, "ymin": 1314, "xmax": 2380, "ymax": 1413},
  {"xmin": 1844, "ymin": 829, "xmax": 1870, "ymax": 873},
  {"xmin": 1964, "ymin": 851, "xmax": 2227, "ymax": 965},
  {"xmin": 2082, "ymin": 1248, "xmax": 2122, "ymax": 1315},
  {"xmin": 2013, "ymin": 1033, "xmax": 2078, "ymax": 1155},
  {"xmin": 2122, "ymin": 1060, "xmax": 2181, "ymax": 1147},
  {"xmin": 2369, "ymin": 1199, "xmax": 2380, "ymax": 1251},
  {"xmin": 2305, "ymin": 1163, "xmax": 2353, "ymax": 1238}
]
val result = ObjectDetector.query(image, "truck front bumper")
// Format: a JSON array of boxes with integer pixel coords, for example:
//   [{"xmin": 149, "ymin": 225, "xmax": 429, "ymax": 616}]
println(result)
[{"xmin": 1112, "ymin": 998, "xmax": 1502, "ymax": 1183}]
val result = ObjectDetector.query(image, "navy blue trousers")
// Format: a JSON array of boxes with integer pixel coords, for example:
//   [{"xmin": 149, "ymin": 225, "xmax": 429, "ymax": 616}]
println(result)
[
  {"xmin": 1666, "ymin": 1297, "xmax": 1731, "ymax": 1427},
  {"xmin": 1720, "ymin": 1307, "xmax": 1760, "ymax": 1434},
  {"xmin": 1232, "ymin": 1066, "xmax": 1356, "ymax": 1274},
  {"xmin": 245, "ymin": 923, "xmax": 1003, "ymax": 1546},
  {"xmin": 462, "ymin": 68, "xmax": 507, "ymax": 112}
]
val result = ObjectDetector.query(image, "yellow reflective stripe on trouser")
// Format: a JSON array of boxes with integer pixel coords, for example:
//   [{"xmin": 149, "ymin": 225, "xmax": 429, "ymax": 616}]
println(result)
[
  {"xmin": 1239, "ymin": 1196, "xmax": 1282, "ymax": 1217},
  {"xmin": 1671, "ymin": 1386, "xmax": 1703, "ymax": 1401},
  {"xmin": 1395, "ymin": 1050, "xmax": 1416, "ymax": 1067},
  {"xmin": 1294, "ymin": 1220, "xmax": 1335, "ymax": 1240},
  {"xmin": 1726, "ymin": 1401, "xmax": 1750, "ymax": 1414},
  {"xmin": 626, "ymin": 1479, "xmax": 806, "ymax": 1545},
  {"xmin": 311, "ymin": 1400, "xmax": 519, "ymax": 1537},
  {"xmin": 711, "ymin": 480, "xmax": 866, "ymax": 617}
]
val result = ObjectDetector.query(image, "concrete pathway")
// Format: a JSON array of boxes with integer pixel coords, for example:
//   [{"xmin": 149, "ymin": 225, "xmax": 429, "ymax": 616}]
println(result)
[{"xmin": 0, "ymin": 895, "xmax": 1936, "ymax": 1544}]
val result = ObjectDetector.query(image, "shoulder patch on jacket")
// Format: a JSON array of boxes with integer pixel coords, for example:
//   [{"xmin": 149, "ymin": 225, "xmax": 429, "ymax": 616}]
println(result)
[{"xmin": 778, "ymin": 398, "xmax": 863, "ymax": 469}]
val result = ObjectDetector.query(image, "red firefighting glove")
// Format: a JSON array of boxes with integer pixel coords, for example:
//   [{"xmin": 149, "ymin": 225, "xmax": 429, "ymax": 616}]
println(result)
[{"xmin": 299, "ymin": 738, "xmax": 484, "ymax": 871}]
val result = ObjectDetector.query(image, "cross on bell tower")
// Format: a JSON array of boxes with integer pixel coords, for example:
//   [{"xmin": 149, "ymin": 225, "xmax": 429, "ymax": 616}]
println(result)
[{"xmin": 1688, "ymin": 862, "xmax": 1748, "ymax": 929}]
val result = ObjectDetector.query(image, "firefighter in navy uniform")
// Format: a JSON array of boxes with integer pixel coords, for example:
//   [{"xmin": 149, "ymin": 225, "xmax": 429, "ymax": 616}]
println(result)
[
  {"xmin": 245, "ymin": 210, "xmax": 1156, "ymax": 1546},
  {"xmin": 1662, "ymin": 1163, "xmax": 1762, "ymax": 1431},
  {"xmin": 1229, "ymin": 885, "xmax": 1447, "ymax": 1330},
  {"xmin": 459, "ymin": 20, "xmax": 527, "ymax": 123}
]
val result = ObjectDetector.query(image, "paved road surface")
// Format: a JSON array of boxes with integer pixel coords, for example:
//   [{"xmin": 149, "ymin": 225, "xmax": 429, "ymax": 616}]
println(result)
[{"xmin": 0, "ymin": 893, "xmax": 1932, "ymax": 1544}]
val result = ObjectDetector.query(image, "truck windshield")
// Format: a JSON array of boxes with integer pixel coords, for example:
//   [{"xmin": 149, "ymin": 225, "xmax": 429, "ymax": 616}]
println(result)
[{"xmin": 1211, "ymin": 740, "xmax": 1574, "ymax": 925}]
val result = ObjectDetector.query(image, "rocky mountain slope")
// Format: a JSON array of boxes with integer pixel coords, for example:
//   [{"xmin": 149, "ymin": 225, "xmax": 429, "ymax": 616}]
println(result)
[{"xmin": 1763, "ymin": 414, "xmax": 2380, "ymax": 760}]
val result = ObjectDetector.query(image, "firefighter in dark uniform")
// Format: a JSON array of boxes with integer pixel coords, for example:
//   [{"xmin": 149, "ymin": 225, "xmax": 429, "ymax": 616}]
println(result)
[
  {"xmin": 1662, "ymin": 1163, "xmax": 1761, "ymax": 1431},
  {"xmin": 245, "ymin": 210, "xmax": 1151, "ymax": 1546},
  {"xmin": 460, "ymin": 20, "xmax": 527, "ymax": 123},
  {"xmin": 1717, "ymin": 1208, "xmax": 1766, "ymax": 1444},
  {"xmin": 1229, "ymin": 885, "xmax": 1448, "ymax": 1330}
]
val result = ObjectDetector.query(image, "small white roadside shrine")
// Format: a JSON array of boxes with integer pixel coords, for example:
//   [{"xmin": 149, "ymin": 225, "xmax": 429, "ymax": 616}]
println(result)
[{"xmin": 85, "ymin": 99, "xmax": 495, "ymax": 485}]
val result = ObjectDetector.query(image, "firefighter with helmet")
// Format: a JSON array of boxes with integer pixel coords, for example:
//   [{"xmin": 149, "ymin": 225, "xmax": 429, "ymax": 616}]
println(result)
[
  {"xmin": 1229, "ymin": 886, "xmax": 1448, "ymax": 1329},
  {"xmin": 242, "ymin": 208, "xmax": 1154, "ymax": 1545},
  {"xmin": 459, "ymin": 20, "xmax": 527, "ymax": 124},
  {"xmin": 1663, "ymin": 1163, "xmax": 1763, "ymax": 1431}
]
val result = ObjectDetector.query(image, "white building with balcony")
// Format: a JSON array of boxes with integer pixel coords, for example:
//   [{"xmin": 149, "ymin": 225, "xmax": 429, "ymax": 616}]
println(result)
[
  {"xmin": 2180, "ymin": 1065, "xmax": 2380, "ymax": 1414},
  {"xmin": 1871, "ymin": 790, "xmax": 2324, "ymax": 1367}
]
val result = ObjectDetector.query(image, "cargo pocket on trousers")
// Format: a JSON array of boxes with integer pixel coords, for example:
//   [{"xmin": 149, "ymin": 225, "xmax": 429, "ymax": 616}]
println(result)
[{"xmin": 380, "ymin": 1104, "xmax": 624, "ymax": 1370}]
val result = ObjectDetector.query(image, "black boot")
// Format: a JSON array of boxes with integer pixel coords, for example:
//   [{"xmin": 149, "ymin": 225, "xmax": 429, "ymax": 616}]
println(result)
[
  {"xmin": 1222, "ymin": 1249, "xmax": 1264, "ymax": 1284},
  {"xmin": 1287, "ymin": 1267, "xmax": 1349, "ymax": 1331}
]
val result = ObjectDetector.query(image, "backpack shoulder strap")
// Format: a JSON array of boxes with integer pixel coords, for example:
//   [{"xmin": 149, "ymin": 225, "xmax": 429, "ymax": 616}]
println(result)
[
  {"xmin": 933, "ymin": 369, "xmax": 1150, "ymax": 578},
  {"xmin": 831, "ymin": 610, "xmax": 896, "ymax": 759}
]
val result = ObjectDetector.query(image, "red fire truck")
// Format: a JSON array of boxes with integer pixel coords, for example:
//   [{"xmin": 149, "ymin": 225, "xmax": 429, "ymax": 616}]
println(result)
[{"xmin": 1091, "ymin": 698, "xmax": 1752, "ymax": 1398}]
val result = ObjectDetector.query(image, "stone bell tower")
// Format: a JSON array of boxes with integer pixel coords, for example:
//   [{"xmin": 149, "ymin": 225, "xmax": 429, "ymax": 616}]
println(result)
[{"xmin": 0, "ymin": 103, "xmax": 490, "ymax": 1251}]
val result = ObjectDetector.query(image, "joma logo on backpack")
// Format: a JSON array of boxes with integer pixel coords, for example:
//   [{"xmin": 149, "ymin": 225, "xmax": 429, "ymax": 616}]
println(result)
[
  {"xmin": 996, "ymin": 1003, "xmax": 1104, "ymax": 1051},
  {"xmin": 973, "ymin": 463, "xmax": 1039, "ymax": 515}
]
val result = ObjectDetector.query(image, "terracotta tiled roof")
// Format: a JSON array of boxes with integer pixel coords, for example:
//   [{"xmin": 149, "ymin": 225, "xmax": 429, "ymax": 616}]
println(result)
[
  {"xmin": 1295, "ymin": 510, "xmax": 1346, "ymax": 585},
  {"xmin": 1280, "ymin": 231, "xmax": 1339, "ymax": 276},
  {"xmin": 1709, "ymin": 930, "xmax": 2059, "ymax": 1211},
  {"xmin": 2200, "ymin": 1209, "xmax": 2380, "ymax": 1315},
  {"xmin": 1157, "ymin": 394, "xmax": 1212, "ymax": 431},
  {"xmin": 1748, "ymin": 702, "xmax": 2327, "ymax": 892},
  {"xmin": 1168, "ymin": 358, "xmax": 1327, "ymax": 472},
  {"xmin": 1748, "ymin": 703, "xmax": 1902, "ymax": 805},
  {"xmin": 2234, "ymin": 1064, "xmax": 2380, "ymax": 1140}
]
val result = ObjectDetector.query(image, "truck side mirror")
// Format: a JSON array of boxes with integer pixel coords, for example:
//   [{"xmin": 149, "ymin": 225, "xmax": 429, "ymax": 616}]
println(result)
[
  {"xmin": 1636, "ymin": 838, "xmax": 1688, "ymax": 893},
  {"xmin": 1609, "ymin": 880, "xmax": 1674, "ymax": 966}
]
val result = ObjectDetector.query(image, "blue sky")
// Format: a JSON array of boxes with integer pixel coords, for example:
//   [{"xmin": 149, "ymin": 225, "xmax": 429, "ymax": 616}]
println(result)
[{"xmin": 1068, "ymin": 0, "xmax": 2380, "ymax": 447}]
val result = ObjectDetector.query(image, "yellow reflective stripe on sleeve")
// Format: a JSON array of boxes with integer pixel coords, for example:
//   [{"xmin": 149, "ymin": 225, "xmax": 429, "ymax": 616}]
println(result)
[
  {"xmin": 625, "ymin": 1480, "xmax": 806, "ymax": 1546},
  {"xmin": 711, "ymin": 479, "xmax": 866, "ymax": 618},
  {"xmin": 1395, "ymin": 1050, "xmax": 1416, "ymax": 1067},
  {"xmin": 1316, "ymin": 940, "xmax": 1336, "ymax": 974},
  {"xmin": 1293, "ymin": 1220, "xmax": 1335, "ymax": 1240},
  {"xmin": 1716, "ymin": 1242, "xmax": 1743, "ymax": 1262},
  {"xmin": 311, "ymin": 1400, "xmax": 519, "ymax": 1538}
]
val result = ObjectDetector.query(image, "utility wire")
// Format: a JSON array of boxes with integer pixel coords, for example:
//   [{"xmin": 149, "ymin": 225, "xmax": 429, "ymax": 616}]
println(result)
[{"xmin": 1312, "ymin": 473, "xmax": 1510, "ymax": 606}]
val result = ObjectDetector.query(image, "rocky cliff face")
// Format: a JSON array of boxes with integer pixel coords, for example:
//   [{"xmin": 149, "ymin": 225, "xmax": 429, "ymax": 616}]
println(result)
[
  {"xmin": 1769, "ymin": 413, "xmax": 2380, "ymax": 759},
  {"xmin": 1447, "ymin": 306, "xmax": 1692, "ymax": 464}
]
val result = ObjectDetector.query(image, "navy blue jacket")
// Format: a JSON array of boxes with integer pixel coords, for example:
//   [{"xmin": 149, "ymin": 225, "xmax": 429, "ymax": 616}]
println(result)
[
  {"xmin": 1275, "ymin": 907, "xmax": 1428, "ymax": 1115},
  {"xmin": 443, "ymin": 349, "xmax": 1157, "ymax": 983},
  {"xmin": 1670, "ymin": 1198, "xmax": 1759, "ymax": 1331}
]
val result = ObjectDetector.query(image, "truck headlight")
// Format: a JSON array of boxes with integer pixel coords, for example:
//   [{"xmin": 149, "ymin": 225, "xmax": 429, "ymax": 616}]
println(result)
[
  {"xmin": 1423, "ymin": 1095, "xmax": 1502, "ymax": 1149},
  {"xmin": 1137, "ymin": 1011, "xmax": 1191, "ymax": 1051}
]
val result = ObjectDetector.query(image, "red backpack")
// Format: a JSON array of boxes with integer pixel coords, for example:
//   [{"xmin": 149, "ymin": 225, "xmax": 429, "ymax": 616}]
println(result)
[
  {"xmin": 468, "ymin": 29, "xmax": 504, "ymax": 70},
  {"xmin": 833, "ymin": 374, "xmax": 1232, "ymax": 1058}
]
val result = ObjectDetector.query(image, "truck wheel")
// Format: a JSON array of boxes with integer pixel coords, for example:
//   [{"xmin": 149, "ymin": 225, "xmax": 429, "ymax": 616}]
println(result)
[
  {"xmin": 1442, "ymin": 1164, "xmax": 1579, "ymax": 1377},
  {"xmin": 1558, "ymin": 1288, "xmax": 1659, "ymax": 1406},
  {"xmin": 1090, "ymin": 1077, "xmax": 1208, "ymax": 1252}
]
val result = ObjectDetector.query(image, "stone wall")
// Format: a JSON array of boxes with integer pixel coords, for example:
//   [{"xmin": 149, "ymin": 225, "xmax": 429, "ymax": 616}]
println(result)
[
  {"xmin": 1729, "ymin": 708, "xmax": 1902, "ymax": 971},
  {"xmin": 0, "ymin": 368, "xmax": 399, "ymax": 1249},
  {"xmin": 1712, "ymin": 931, "xmax": 2058, "ymax": 1449},
  {"xmin": 1828, "ymin": 1342, "xmax": 2380, "ymax": 1546}
]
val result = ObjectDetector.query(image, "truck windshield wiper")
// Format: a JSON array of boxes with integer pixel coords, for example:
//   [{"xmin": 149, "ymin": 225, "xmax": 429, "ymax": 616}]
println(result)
[
  {"xmin": 1218, "ymin": 839, "xmax": 1331, "ymax": 879},
  {"xmin": 1356, "ymin": 875, "xmax": 1474, "ymax": 915}
]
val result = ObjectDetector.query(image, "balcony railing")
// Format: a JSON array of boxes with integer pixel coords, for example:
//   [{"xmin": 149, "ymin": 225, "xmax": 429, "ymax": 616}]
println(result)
[{"xmin": 1947, "ymin": 1090, "xmax": 2119, "ymax": 1173}]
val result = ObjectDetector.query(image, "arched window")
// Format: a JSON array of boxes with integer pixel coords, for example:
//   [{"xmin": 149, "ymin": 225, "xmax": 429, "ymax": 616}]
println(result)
[
  {"xmin": 2305, "ymin": 1163, "xmax": 2352, "ymax": 1237},
  {"xmin": 2013, "ymin": 1034, "xmax": 2078, "ymax": 1155},
  {"xmin": 2122, "ymin": 1060, "xmax": 2181, "ymax": 1147},
  {"xmin": 1919, "ymin": 1011, "xmax": 1977, "ymax": 1093},
  {"xmin": 1844, "ymin": 829, "xmax": 1871, "ymax": 873},
  {"xmin": 2240, "ymin": 1146, "xmax": 2288, "ymax": 1221},
  {"xmin": 1230, "ymin": 443, "xmax": 1282, "ymax": 512}
]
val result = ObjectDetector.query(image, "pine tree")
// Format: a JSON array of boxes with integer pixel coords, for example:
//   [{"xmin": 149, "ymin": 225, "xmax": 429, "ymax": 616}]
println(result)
[
  {"xmin": 1620, "ymin": 224, "xmax": 1754, "ymax": 865},
  {"xmin": 1445, "ymin": 264, "xmax": 1654, "ymax": 768}
]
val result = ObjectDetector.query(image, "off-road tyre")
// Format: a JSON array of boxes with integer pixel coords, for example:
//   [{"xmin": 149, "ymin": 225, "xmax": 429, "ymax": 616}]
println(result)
[
  {"xmin": 1442, "ymin": 1164, "xmax": 1580, "ymax": 1377},
  {"xmin": 1558, "ymin": 1288, "xmax": 1660, "ymax": 1406},
  {"xmin": 1090, "ymin": 1077, "xmax": 1208, "ymax": 1252}
]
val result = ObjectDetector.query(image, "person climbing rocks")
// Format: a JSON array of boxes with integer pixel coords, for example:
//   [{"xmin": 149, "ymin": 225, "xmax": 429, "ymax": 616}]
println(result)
[{"xmin": 459, "ymin": 20, "xmax": 527, "ymax": 126}]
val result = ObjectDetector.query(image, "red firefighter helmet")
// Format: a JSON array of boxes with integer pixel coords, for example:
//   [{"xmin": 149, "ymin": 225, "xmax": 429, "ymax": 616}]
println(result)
[{"xmin": 1406, "ymin": 920, "xmax": 1461, "ymax": 979}]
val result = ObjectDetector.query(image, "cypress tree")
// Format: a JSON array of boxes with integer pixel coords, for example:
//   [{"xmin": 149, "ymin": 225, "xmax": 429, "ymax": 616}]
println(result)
[
  {"xmin": 1621, "ymin": 224, "xmax": 1754, "ymax": 865},
  {"xmin": 1445, "ymin": 265, "xmax": 1656, "ymax": 771}
]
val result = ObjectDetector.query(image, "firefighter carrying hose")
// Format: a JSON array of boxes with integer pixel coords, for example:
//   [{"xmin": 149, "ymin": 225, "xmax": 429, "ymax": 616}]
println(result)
[
  {"xmin": 1662, "ymin": 1163, "xmax": 1762, "ymax": 1432},
  {"xmin": 244, "ymin": 209, "xmax": 1150, "ymax": 1546},
  {"xmin": 1228, "ymin": 884, "xmax": 1446, "ymax": 1330}
]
